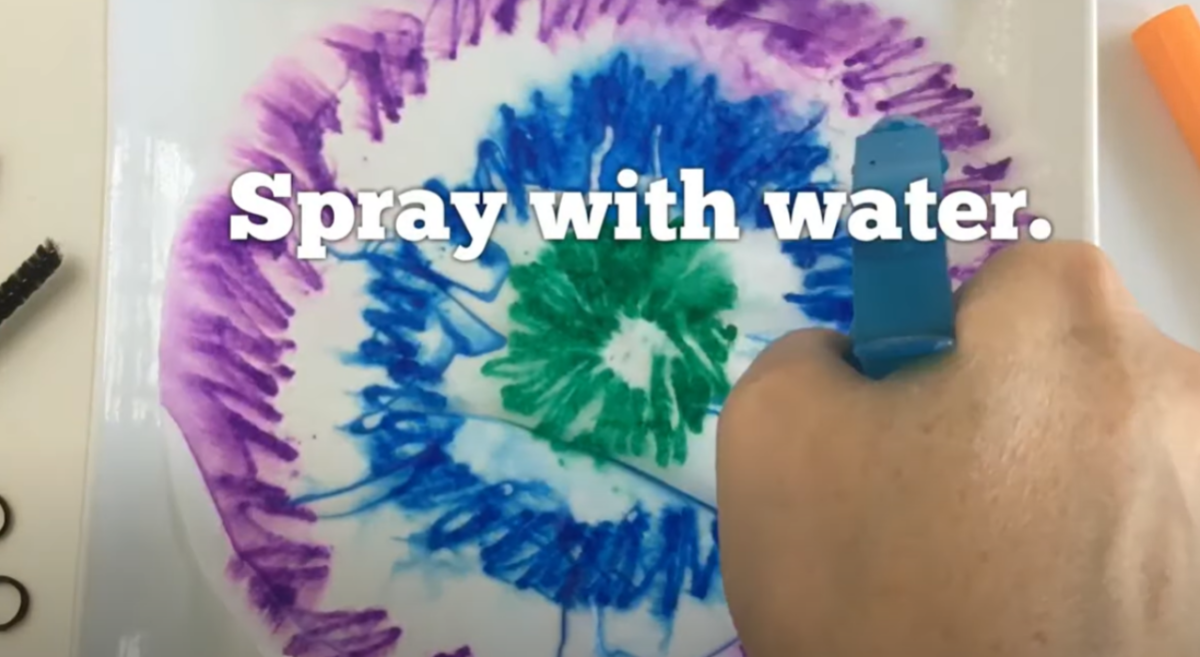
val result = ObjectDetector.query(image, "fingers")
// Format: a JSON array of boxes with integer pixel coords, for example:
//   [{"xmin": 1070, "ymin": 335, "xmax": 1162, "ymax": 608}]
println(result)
[
  {"xmin": 737, "ymin": 328, "xmax": 862, "ymax": 392},
  {"xmin": 956, "ymin": 241, "xmax": 1133, "ymax": 313},
  {"xmin": 953, "ymin": 241, "xmax": 1147, "ymax": 349},
  {"xmin": 719, "ymin": 328, "xmax": 865, "ymax": 444},
  {"xmin": 717, "ymin": 329, "xmax": 865, "ymax": 514}
]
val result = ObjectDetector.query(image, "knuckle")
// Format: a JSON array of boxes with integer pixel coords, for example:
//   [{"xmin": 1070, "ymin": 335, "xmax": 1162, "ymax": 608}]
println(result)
[
  {"xmin": 974, "ymin": 242, "xmax": 1126, "ymax": 317},
  {"xmin": 723, "ymin": 361, "xmax": 792, "ymax": 420},
  {"xmin": 738, "ymin": 329, "xmax": 848, "ymax": 384},
  {"xmin": 720, "ymin": 347, "xmax": 847, "ymax": 444},
  {"xmin": 1041, "ymin": 241, "xmax": 1117, "ymax": 294},
  {"xmin": 1020, "ymin": 242, "xmax": 1115, "ymax": 293},
  {"xmin": 990, "ymin": 241, "xmax": 1115, "ymax": 291},
  {"xmin": 956, "ymin": 241, "xmax": 1137, "ymax": 354}
]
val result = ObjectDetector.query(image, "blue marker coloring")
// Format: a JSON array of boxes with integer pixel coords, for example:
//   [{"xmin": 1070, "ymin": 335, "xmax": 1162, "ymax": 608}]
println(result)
[{"xmin": 848, "ymin": 116, "xmax": 956, "ymax": 379}]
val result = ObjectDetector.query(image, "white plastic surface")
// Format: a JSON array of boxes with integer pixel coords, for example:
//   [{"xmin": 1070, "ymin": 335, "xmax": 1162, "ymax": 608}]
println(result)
[{"xmin": 73, "ymin": 0, "xmax": 1097, "ymax": 656}]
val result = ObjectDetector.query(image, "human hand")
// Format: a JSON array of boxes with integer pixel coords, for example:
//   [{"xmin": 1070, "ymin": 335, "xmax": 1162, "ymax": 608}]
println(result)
[{"xmin": 717, "ymin": 241, "xmax": 1200, "ymax": 657}]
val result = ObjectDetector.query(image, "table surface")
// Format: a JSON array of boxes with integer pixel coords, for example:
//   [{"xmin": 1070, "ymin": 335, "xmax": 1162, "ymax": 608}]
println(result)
[{"xmin": 0, "ymin": 0, "xmax": 1196, "ymax": 654}]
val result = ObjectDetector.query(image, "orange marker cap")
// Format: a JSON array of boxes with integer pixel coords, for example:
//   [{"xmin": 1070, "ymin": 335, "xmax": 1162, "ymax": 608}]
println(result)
[{"xmin": 1134, "ymin": 5, "xmax": 1200, "ymax": 169}]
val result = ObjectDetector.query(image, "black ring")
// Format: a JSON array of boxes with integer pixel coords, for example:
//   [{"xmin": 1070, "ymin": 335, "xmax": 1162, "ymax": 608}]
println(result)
[
  {"xmin": 0, "ymin": 495, "xmax": 10, "ymax": 540},
  {"xmin": 0, "ymin": 576, "xmax": 29, "ymax": 631}
]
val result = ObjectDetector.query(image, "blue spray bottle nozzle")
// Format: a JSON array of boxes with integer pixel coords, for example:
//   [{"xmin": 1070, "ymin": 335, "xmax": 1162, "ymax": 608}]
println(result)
[{"xmin": 847, "ymin": 116, "xmax": 956, "ymax": 379}]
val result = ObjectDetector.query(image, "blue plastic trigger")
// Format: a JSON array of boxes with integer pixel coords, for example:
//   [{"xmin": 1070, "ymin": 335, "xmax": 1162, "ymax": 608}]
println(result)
[{"xmin": 847, "ymin": 116, "xmax": 956, "ymax": 380}]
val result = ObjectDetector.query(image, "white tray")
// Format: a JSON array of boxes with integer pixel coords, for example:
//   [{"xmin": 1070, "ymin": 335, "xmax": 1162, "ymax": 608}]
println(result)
[{"xmin": 77, "ymin": 0, "xmax": 1097, "ymax": 655}]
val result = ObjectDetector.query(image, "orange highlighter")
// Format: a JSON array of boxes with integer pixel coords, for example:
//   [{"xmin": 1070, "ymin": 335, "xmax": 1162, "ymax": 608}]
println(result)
[{"xmin": 1134, "ymin": 5, "xmax": 1200, "ymax": 169}]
